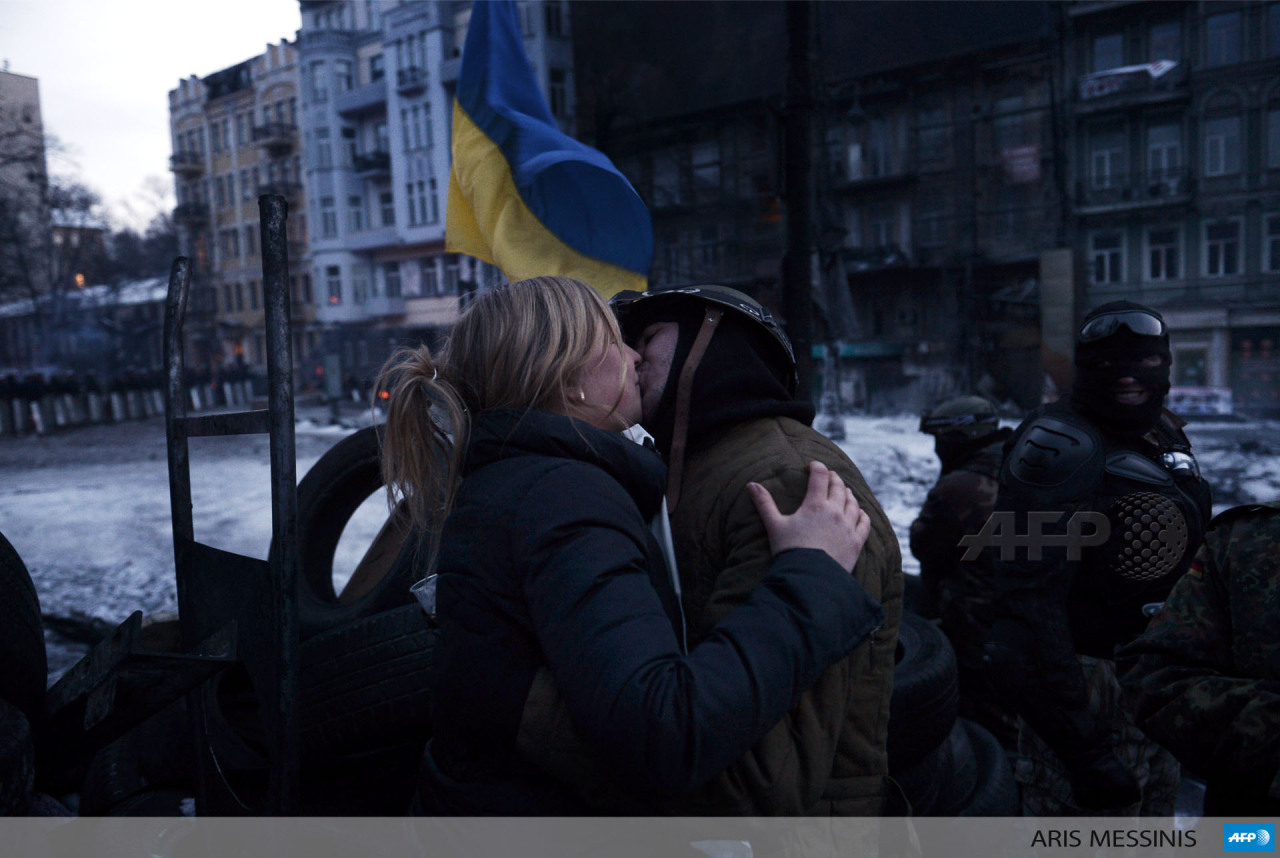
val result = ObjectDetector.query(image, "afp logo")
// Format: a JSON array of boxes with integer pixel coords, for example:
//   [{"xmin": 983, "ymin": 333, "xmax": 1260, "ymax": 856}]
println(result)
[{"xmin": 1225, "ymin": 824, "xmax": 1274, "ymax": 852}]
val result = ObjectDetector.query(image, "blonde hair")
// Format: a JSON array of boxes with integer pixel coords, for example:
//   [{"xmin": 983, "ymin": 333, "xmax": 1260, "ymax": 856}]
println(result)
[{"xmin": 378, "ymin": 276, "xmax": 628, "ymax": 552}]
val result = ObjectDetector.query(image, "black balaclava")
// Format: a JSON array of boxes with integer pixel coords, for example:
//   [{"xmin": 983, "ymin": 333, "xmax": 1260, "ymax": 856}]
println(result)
[
  {"xmin": 637, "ymin": 302, "xmax": 813, "ymax": 457},
  {"xmin": 1071, "ymin": 301, "xmax": 1171, "ymax": 439}
]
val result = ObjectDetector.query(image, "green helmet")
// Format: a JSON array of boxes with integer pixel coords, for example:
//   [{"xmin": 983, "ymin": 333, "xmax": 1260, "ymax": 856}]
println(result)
[
  {"xmin": 609, "ymin": 285, "xmax": 797, "ymax": 394},
  {"xmin": 919, "ymin": 395, "xmax": 1000, "ymax": 441}
]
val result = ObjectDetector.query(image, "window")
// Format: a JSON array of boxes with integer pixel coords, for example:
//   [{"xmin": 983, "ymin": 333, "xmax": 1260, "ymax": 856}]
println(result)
[
  {"xmin": 427, "ymin": 178, "xmax": 440, "ymax": 224},
  {"xmin": 423, "ymin": 103, "xmax": 433, "ymax": 147},
  {"xmin": 1175, "ymin": 350, "xmax": 1207, "ymax": 386},
  {"xmin": 309, "ymin": 61, "xmax": 327, "ymax": 102},
  {"xmin": 1269, "ymin": 109, "xmax": 1280, "ymax": 169},
  {"xmin": 1146, "ymin": 227, "xmax": 1180, "ymax": 280},
  {"xmin": 1147, "ymin": 124, "xmax": 1181, "ymax": 178},
  {"xmin": 353, "ymin": 278, "xmax": 368, "ymax": 303},
  {"xmin": 917, "ymin": 108, "xmax": 949, "ymax": 164},
  {"xmin": 1203, "ymin": 116, "xmax": 1241, "ymax": 176},
  {"xmin": 320, "ymin": 197, "xmax": 337, "ymax": 238},
  {"xmin": 1204, "ymin": 220, "xmax": 1240, "ymax": 277},
  {"xmin": 444, "ymin": 258, "xmax": 459, "ymax": 295},
  {"xmin": 916, "ymin": 195, "xmax": 947, "ymax": 247},
  {"xmin": 1093, "ymin": 33, "xmax": 1124, "ymax": 72},
  {"xmin": 249, "ymin": 279, "xmax": 259, "ymax": 311},
  {"xmin": 870, "ymin": 206, "xmax": 895, "ymax": 247},
  {"xmin": 240, "ymin": 169, "xmax": 252, "ymax": 201},
  {"xmin": 1265, "ymin": 215, "xmax": 1280, "ymax": 272},
  {"xmin": 549, "ymin": 68, "xmax": 567, "ymax": 119},
  {"xmin": 400, "ymin": 109, "xmax": 412, "ymax": 150},
  {"xmin": 370, "ymin": 54, "xmax": 385, "ymax": 82},
  {"xmin": 235, "ymin": 114, "xmax": 247, "ymax": 146},
  {"xmin": 865, "ymin": 118, "xmax": 896, "ymax": 177},
  {"xmin": 691, "ymin": 140, "xmax": 720, "ymax": 204},
  {"xmin": 349, "ymin": 194, "xmax": 365, "ymax": 231},
  {"xmin": 422, "ymin": 262, "xmax": 439, "ymax": 296},
  {"xmin": 384, "ymin": 263, "xmax": 401, "ymax": 298},
  {"xmin": 992, "ymin": 96, "xmax": 1026, "ymax": 153},
  {"xmin": 1091, "ymin": 231, "xmax": 1123, "ymax": 284},
  {"xmin": 652, "ymin": 149, "xmax": 685, "ymax": 207},
  {"xmin": 317, "ymin": 127, "xmax": 332, "ymax": 169},
  {"xmin": 1090, "ymin": 130, "xmax": 1125, "ymax": 189},
  {"xmin": 1206, "ymin": 12, "xmax": 1241, "ymax": 67},
  {"xmin": 545, "ymin": 1, "xmax": 564, "ymax": 37},
  {"xmin": 302, "ymin": 274, "xmax": 313, "ymax": 304},
  {"xmin": 244, "ymin": 225, "xmax": 257, "ymax": 258},
  {"xmin": 234, "ymin": 282, "xmax": 244, "ymax": 311},
  {"xmin": 222, "ymin": 284, "xmax": 233, "ymax": 313},
  {"xmin": 380, "ymin": 191, "xmax": 395, "ymax": 226},
  {"xmin": 409, "ymin": 106, "xmax": 422, "ymax": 150},
  {"xmin": 374, "ymin": 120, "xmax": 389, "ymax": 155},
  {"xmin": 326, "ymin": 265, "xmax": 342, "ymax": 304},
  {"xmin": 214, "ymin": 176, "xmax": 226, "ymax": 208},
  {"xmin": 334, "ymin": 60, "xmax": 353, "ymax": 93},
  {"xmin": 1149, "ymin": 21, "xmax": 1181, "ymax": 62}
]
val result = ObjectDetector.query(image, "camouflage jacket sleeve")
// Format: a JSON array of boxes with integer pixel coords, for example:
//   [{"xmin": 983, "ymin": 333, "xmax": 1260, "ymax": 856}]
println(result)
[{"xmin": 1119, "ymin": 513, "xmax": 1280, "ymax": 801}]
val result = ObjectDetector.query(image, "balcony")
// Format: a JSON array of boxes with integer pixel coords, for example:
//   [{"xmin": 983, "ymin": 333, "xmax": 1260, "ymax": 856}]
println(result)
[
  {"xmin": 173, "ymin": 202, "xmax": 210, "ymax": 227},
  {"xmin": 353, "ymin": 151, "xmax": 391, "ymax": 179},
  {"xmin": 169, "ymin": 151, "xmax": 204, "ymax": 177},
  {"xmin": 1075, "ymin": 61, "xmax": 1188, "ymax": 115},
  {"xmin": 363, "ymin": 296, "xmax": 406, "ymax": 318},
  {"xmin": 335, "ymin": 79, "xmax": 388, "ymax": 117},
  {"xmin": 252, "ymin": 123, "xmax": 298, "ymax": 154},
  {"xmin": 396, "ymin": 66, "xmax": 427, "ymax": 95},
  {"xmin": 259, "ymin": 181, "xmax": 302, "ymax": 201},
  {"xmin": 1075, "ymin": 167, "xmax": 1193, "ymax": 214}
]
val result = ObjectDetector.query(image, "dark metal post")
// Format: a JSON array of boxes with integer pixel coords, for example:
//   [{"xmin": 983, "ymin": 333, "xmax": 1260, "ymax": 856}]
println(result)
[
  {"xmin": 783, "ymin": 0, "xmax": 816, "ymax": 402},
  {"xmin": 259, "ymin": 194, "xmax": 299, "ymax": 814},
  {"xmin": 163, "ymin": 258, "xmax": 194, "ymax": 590}
]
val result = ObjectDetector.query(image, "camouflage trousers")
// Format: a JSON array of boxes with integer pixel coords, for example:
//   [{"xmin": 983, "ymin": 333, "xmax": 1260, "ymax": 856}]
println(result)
[{"xmin": 1014, "ymin": 655, "xmax": 1179, "ymax": 817}]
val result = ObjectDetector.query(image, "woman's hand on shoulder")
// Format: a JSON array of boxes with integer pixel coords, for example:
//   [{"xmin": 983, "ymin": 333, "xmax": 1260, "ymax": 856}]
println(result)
[{"xmin": 746, "ymin": 461, "xmax": 871, "ymax": 573}]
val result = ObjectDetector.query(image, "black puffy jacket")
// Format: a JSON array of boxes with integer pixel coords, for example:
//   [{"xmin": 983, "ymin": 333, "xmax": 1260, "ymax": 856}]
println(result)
[{"xmin": 419, "ymin": 408, "xmax": 882, "ymax": 815}]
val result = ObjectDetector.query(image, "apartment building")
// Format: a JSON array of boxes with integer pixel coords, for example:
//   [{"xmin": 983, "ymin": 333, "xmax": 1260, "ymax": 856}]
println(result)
[
  {"xmin": 1065, "ymin": 0, "xmax": 1280, "ymax": 417},
  {"xmin": 168, "ymin": 40, "xmax": 318, "ymax": 380},
  {"xmin": 295, "ymin": 0, "xmax": 573, "ymax": 383},
  {"xmin": 572, "ymin": 1, "xmax": 1060, "ymax": 411}
]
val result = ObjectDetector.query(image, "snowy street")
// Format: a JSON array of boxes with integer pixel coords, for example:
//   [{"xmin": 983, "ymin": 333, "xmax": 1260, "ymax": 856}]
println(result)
[{"xmin": 1, "ymin": 411, "xmax": 1277, "ymax": 681}]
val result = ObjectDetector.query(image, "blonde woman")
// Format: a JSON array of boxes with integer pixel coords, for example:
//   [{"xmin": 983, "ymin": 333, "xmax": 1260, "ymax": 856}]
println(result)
[{"xmin": 379, "ymin": 276, "xmax": 882, "ymax": 814}]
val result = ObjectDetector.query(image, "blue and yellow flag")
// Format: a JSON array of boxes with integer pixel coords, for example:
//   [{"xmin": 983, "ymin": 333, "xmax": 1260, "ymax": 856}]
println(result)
[{"xmin": 446, "ymin": 0, "xmax": 652, "ymax": 297}]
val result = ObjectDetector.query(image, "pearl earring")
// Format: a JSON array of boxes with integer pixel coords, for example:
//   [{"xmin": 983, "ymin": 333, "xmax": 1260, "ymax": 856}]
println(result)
[{"xmin": 578, "ymin": 391, "xmax": 586, "ymax": 402}]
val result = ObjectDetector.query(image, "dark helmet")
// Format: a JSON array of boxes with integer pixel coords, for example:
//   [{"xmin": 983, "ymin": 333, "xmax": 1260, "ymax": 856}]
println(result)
[
  {"xmin": 919, "ymin": 395, "xmax": 1000, "ymax": 442},
  {"xmin": 609, "ymin": 285, "xmax": 797, "ymax": 394}
]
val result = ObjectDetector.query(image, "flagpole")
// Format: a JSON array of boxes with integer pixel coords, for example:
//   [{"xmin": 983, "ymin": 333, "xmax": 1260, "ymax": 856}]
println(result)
[{"xmin": 782, "ymin": 0, "xmax": 816, "ymax": 403}]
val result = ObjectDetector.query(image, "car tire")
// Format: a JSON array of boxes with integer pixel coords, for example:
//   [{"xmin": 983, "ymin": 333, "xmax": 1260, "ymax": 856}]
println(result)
[
  {"xmin": 888, "ymin": 610, "xmax": 959, "ymax": 771},
  {"xmin": 288, "ymin": 426, "xmax": 420, "ymax": 639},
  {"xmin": 0, "ymin": 531, "xmax": 48, "ymax": 728}
]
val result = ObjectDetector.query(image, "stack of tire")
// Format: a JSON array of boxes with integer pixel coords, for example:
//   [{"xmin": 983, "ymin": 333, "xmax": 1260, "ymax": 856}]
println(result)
[
  {"xmin": 888, "ymin": 608, "xmax": 1020, "ymax": 816},
  {"xmin": 79, "ymin": 426, "xmax": 437, "ymax": 815}
]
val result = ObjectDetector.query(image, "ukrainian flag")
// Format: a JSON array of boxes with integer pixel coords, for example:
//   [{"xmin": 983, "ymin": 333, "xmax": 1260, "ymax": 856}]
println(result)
[{"xmin": 446, "ymin": 0, "xmax": 653, "ymax": 297}]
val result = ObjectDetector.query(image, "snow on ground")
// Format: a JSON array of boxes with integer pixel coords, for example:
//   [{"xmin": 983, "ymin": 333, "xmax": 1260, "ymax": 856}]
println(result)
[{"xmin": 1, "ymin": 411, "xmax": 1278, "ymax": 681}]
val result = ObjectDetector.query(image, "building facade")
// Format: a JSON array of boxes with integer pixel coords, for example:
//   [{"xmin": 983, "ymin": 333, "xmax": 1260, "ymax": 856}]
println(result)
[
  {"xmin": 572, "ymin": 1, "xmax": 1061, "ymax": 413},
  {"xmin": 1065, "ymin": 0, "xmax": 1280, "ymax": 417},
  {"xmin": 295, "ymin": 0, "xmax": 573, "ymax": 385},
  {"xmin": 169, "ymin": 40, "xmax": 318, "ymax": 382}
]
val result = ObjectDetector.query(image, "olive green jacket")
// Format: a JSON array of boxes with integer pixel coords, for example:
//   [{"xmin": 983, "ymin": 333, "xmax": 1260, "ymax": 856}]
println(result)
[{"xmin": 518, "ymin": 416, "xmax": 903, "ymax": 815}]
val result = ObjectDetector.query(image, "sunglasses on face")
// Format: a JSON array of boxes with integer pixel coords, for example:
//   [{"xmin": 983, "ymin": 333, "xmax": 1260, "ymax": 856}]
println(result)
[{"xmin": 1078, "ymin": 310, "xmax": 1167, "ymax": 343}]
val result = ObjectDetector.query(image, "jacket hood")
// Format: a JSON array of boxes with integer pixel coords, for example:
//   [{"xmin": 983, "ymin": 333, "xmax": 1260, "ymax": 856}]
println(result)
[
  {"xmin": 646, "ymin": 310, "xmax": 814, "ymax": 457},
  {"xmin": 466, "ymin": 408, "xmax": 667, "ymax": 519}
]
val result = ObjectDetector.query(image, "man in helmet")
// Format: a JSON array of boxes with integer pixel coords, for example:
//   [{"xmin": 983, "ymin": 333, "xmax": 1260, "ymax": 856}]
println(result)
[
  {"xmin": 520, "ymin": 285, "xmax": 903, "ymax": 816},
  {"xmin": 910, "ymin": 395, "xmax": 1016, "ymax": 748},
  {"xmin": 982, "ymin": 300, "xmax": 1212, "ymax": 816}
]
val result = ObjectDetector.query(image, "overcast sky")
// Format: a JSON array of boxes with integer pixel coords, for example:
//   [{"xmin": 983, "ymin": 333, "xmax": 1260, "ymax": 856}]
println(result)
[{"xmin": 1, "ymin": 0, "xmax": 302, "ymax": 230}]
